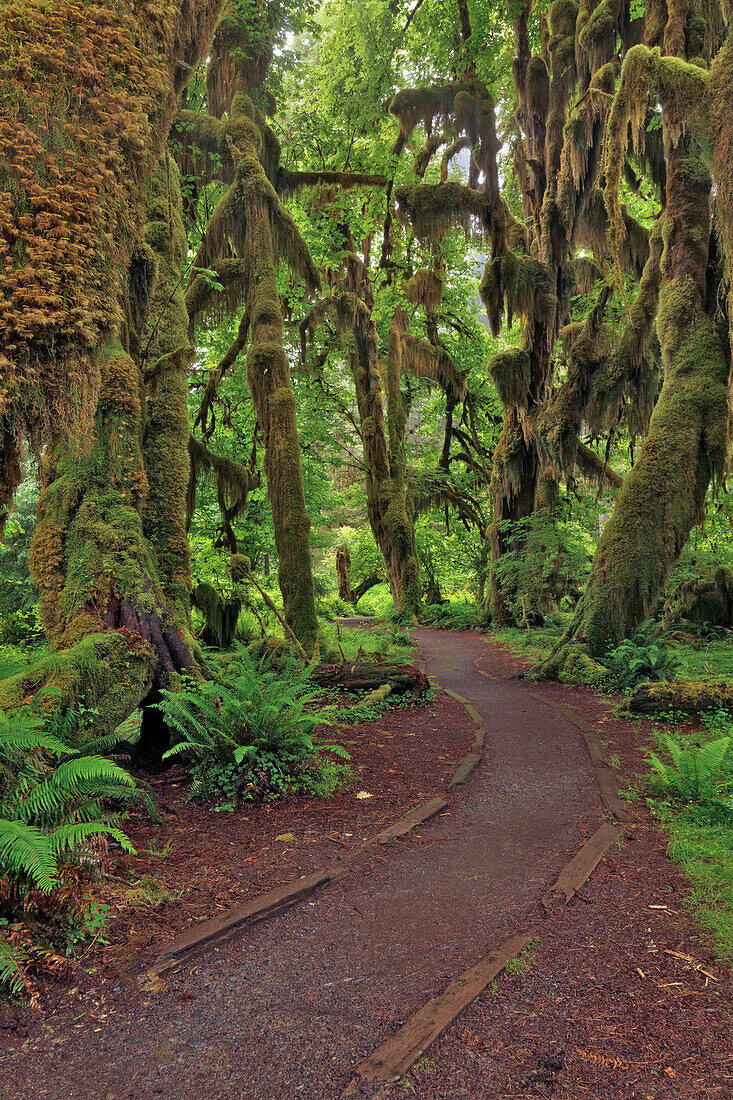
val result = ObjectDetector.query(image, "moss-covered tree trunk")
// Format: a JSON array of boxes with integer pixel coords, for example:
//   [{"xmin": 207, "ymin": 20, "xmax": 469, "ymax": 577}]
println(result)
[
  {"xmin": 181, "ymin": 13, "xmax": 320, "ymax": 652},
  {"xmin": 0, "ymin": 1, "xmax": 221, "ymax": 728},
  {"xmin": 543, "ymin": 14, "xmax": 730, "ymax": 676},
  {"xmin": 341, "ymin": 249, "xmax": 422, "ymax": 619},
  {"xmin": 221, "ymin": 81, "xmax": 318, "ymax": 651},
  {"xmin": 384, "ymin": 311, "xmax": 422, "ymax": 617},
  {"xmin": 244, "ymin": 207, "xmax": 319, "ymax": 650},
  {"xmin": 335, "ymin": 545, "xmax": 354, "ymax": 603}
]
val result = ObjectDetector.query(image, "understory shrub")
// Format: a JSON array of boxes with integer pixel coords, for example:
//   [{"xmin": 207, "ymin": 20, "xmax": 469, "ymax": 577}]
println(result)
[
  {"xmin": 422, "ymin": 601, "xmax": 479, "ymax": 630},
  {"xmin": 649, "ymin": 735, "xmax": 732, "ymax": 820},
  {"xmin": 604, "ymin": 621, "xmax": 681, "ymax": 691},
  {"xmin": 156, "ymin": 647, "xmax": 348, "ymax": 805},
  {"xmin": 0, "ymin": 711, "xmax": 142, "ymax": 1001}
]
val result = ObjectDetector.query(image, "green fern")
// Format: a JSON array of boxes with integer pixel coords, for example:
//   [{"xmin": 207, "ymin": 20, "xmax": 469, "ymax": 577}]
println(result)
[
  {"xmin": 0, "ymin": 706, "xmax": 144, "ymax": 1000},
  {"xmin": 0, "ymin": 819, "xmax": 58, "ymax": 892},
  {"xmin": 650, "ymin": 735, "xmax": 732, "ymax": 806},
  {"xmin": 156, "ymin": 647, "xmax": 332, "ymax": 803}
]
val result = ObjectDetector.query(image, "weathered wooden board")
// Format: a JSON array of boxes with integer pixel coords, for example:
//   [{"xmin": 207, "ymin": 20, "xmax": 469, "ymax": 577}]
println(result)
[
  {"xmin": 148, "ymin": 868, "xmax": 334, "ymax": 975},
  {"xmin": 377, "ymin": 796, "xmax": 448, "ymax": 843},
  {"xmin": 542, "ymin": 822, "xmax": 623, "ymax": 907},
  {"xmin": 342, "ymin": 933, "xmax": 534, "ymax": 1094},
  {"xmin": 448, "ymin": 751, "xmax": 481, "ymax": 788}
]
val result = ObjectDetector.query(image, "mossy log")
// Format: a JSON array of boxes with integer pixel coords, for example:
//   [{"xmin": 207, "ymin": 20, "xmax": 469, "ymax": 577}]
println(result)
[
  {"xmin": 630, "ymin": 680, "xmax": 733, "ymax": 718},
  {"xmin": 310, "ymin": 662, "xmax": 429, "ymax": 696}
]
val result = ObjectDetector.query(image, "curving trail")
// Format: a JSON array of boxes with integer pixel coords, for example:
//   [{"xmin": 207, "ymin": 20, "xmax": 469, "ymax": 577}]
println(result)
[{"xmin": 2, "ymin": 630, "xmax": 607, "ymax": 1100}]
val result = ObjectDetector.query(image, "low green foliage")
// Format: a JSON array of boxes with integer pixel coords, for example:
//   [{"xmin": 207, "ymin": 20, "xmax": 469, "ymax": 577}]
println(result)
[
  {"xmin": 156, "ymin": 647, "xmax": 349, "ymax": 804},
  {"xmin": 604, "ymin": 622, "xmax": 681, "ymax": 692},
  {"xmin": 646, "ymin": 708, "xmax": 733, "ymax": 963},
  {"xmin": 422, "ymin": 601, "xmax": 480, "ymax": 631},
  {"xmin": 649, "ymin": 736, "xmax": 732, "ymax": 817},
  {"xmin": 0, "ymin": 710, "xmax": 142, "ymax": 1000}
]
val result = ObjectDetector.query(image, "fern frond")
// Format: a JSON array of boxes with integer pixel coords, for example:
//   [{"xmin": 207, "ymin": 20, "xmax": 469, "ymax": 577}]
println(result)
[{"xmin": 0, "ymin": 819, "xmax": 58, "ymax": 892}]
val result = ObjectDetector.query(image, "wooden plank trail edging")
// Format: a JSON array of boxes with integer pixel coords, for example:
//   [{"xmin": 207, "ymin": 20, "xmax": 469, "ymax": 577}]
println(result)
[
  {"xmin": 341, "ymin": 933, "xmax": 534, "ymax": 1096},
  {"xmin": 542, "ymin": 822, "xmax": 623, "ymax": 907},
  {"xmin": 528, "ymin": 689, "xmax": 630, "ymax": 823},
  {"xmin": 377, "ymin": 796, "xmax": 448, "ymax": 844},
  {"xmin": 139, "ymin": 796, "xmax": 450, "ymax": 979},
  {"xmin": 440, "ymin": 686, "xmax": 488, "ymax": 788}
]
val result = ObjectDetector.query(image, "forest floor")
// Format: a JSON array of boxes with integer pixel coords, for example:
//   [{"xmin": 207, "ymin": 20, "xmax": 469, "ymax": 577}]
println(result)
[{"xmin": 2, "ymin": 628, "xmax": 732, "ymax": 1099}]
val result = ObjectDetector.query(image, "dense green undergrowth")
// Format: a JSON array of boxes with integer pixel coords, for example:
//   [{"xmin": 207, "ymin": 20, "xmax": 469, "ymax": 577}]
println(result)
[{"xmin": 646, "ymin": 708, "xmax": 733, "ymax": 963}]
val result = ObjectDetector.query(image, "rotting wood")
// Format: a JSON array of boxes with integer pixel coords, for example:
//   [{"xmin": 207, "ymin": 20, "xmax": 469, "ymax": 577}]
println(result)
[
  {"xmin": 448, "ymin": 751, "xmax": 481, "ymax": 788},
  {"xmin": 542, "ymin": 822, "xmax": 623, "ymax": 907},
  {"xmin": 341, "ymin": 932, "xmax": 534, "ymax": 1094},
  {"xmin": 377, "ymin": 796, "xmax": 448, "ymax": 843},
  {"xmin": 312, "ymin": 661, "xmax": 429, "ymax": 695},
  {"xmin": 595, "ymin": 766, "xmax": 630, "ymax": 823}
]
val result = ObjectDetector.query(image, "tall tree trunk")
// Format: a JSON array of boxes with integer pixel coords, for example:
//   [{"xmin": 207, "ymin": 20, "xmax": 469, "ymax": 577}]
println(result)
[
  {"xmin": 344, "ymin": 261, "xmax": 422, "ymax": 618},
  {"xmin": 0, "ymin": 0, "xmax": 221, "ymax": 726},
  {"xmin": 542, "ymin": 10, "xmax": 730, "ymax": 676},
  {"xmin": 224, "ymin": 84, "xmax": 319, "ymax": 650},
  {"xmin": 335, "ymin": 545, "xmax": 354, "ymax": 603},
  {"xmin": 183, "ymin": 14, "xmax": 320, "ymax": 651}
]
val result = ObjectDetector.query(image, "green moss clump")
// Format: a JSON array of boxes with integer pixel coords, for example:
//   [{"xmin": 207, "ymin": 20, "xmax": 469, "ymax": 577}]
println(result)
[{"xmin": 488, "ymin": 349, "xmax": 532, "ymax": 409}]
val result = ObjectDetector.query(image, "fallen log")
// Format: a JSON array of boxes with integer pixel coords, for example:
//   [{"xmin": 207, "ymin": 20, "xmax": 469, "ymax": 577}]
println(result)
[
  {"xmin": 629, "ymin": 679, "xmax": 733, "ymax": 717},
  {"xmin": 311, "ymin": 661, "xmax": 429, "ymax": 696}
]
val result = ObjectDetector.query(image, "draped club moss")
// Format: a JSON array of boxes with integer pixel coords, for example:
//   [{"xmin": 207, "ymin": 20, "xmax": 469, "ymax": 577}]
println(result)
[{"xmin": 544, "ymin": 120, "xmax": 729, "ymax": 674}]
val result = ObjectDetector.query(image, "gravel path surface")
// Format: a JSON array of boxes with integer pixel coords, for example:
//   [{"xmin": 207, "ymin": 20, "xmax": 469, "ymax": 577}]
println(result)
[{"xmin": 3, "ymin": 630, "xmax": 606, "ymax": 1099}]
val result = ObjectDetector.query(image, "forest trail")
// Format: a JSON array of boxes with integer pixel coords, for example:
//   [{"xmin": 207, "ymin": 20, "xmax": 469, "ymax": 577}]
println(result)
[{"xmin": 4, "ymin": 631, "xmax": 610, "ymax": 1098}]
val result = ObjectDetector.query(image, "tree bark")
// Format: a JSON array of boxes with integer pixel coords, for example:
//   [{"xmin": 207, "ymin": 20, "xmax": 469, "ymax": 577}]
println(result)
[
  {"xmin": 542, "ymin": 17, "xmax": 730, "ymax": 676},
  {"xmin": 336, "ymin": 545, "xmax": 354, "ymax": 603},
  {"xmin": 0, "ymin": 2, "xmax": 220, "ymax": 730}
]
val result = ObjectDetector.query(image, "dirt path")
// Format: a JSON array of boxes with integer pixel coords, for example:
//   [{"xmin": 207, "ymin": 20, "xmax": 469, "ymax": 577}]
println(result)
[{"xmin": 0, "ymin": 630, "xmax": 689, "ymax": 1098}]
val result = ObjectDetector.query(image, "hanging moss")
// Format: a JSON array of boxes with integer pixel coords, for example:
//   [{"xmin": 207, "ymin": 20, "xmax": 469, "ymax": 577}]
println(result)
[
  {"xmin": 192, "ymin": 582, "xmax": 242, "ymax": 648},
  {"xmin": 394, "ymin": 183, "xmax": 495, "ymax": 242},
  {"xmin": 399, "ymin": 334, "xmax": 467, "ymax": 400},
  {"xmin": 187, "ymin": 436, "xmax": 258, "ymax": 545},
  {"xmin": 403, "ymin": 269, "xmax": 444, "ymax": 313},
  {"xmin": 278, "ymin": 170, "xmax": 388, "ymax": 193},
  {"xmin": 541, "ymin": 220, "xmax": 663, "ymax": 476},
  {"xmin": 185, "ymin": 259, "xmax": 248, "ymax": 335},
  {"xmin": 480, "ymin": 251, "xmax": 556, "ymax": 334},
  {"xmin": 577, "ymin": 0, "xmax": 624, "ymax": 74},
  {"xmin": 546, "ymin": 117, "xmax": 729, "ymax": 669},
  {"xmin": 526, "ymin": 55, "xmax": 551, "ymax": 120},
  {"xmin": 573, "ymin": 255, "xmax": 603, "ymax": 292},
  {"xmin": 488, "ymin": 349, "xmax": 533, "ymax": 410},
  {"xmin": 388, "ymin": 81, "xmax": 488, "ymax": 137}
]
